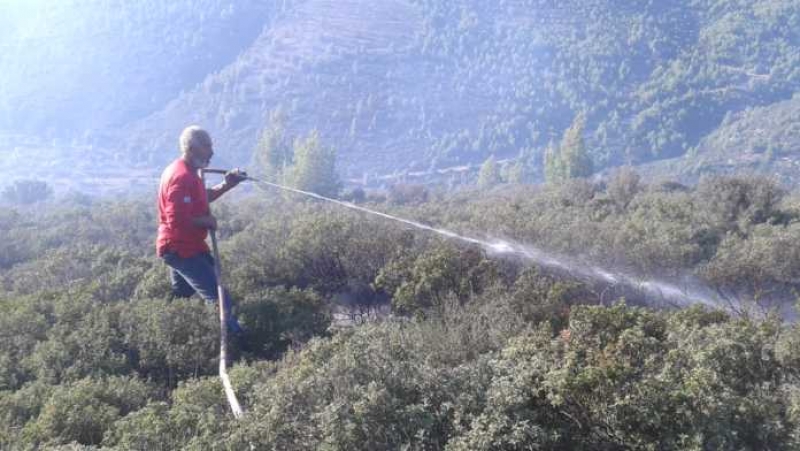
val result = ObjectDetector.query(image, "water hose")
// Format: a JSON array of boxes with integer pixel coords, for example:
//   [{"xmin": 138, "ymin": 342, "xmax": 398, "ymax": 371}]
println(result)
[{"xmin": 201, "ymin": 169, "xmax": 244, "ymax": 419}]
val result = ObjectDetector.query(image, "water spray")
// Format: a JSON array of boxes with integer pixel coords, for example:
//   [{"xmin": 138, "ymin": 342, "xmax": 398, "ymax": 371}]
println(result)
[{"xmin": 204, "ymin": 168, "xmax": 723, "ymax": 310}]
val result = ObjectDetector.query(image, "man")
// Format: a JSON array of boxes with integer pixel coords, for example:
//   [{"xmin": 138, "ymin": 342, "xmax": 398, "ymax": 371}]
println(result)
[{"xmin": 156, "ymin": 125, "xmax": 246, "ymax": 333}]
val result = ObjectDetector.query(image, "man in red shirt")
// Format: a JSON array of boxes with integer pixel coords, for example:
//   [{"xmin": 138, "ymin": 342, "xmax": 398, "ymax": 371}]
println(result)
[{"xmin": 157, "ymin": 125, "xmax": 246, "ymax": 334}]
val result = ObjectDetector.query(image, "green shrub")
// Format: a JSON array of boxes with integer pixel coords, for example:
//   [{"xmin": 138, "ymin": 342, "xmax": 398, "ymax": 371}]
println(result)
[
  {"xmin": 237, "ymin": 287, "xmax": 330, "ymax": 358},
  {"xmin": 24, "ymin": 376, "xmax": 154, "ymax": 447}
]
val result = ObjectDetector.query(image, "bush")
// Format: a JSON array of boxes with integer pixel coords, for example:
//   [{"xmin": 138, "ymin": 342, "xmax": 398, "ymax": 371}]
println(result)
[
  {"xmin": 376, "ymin": 242, "xmax": 499, "ymax": 317},
  {"xmin": 230, "ymin": 318, "xmax": 502, "ymax": 450},
  {"xmin": 22, "ymin": 301, "xmax": 131, "ymax": 385},
  {"xmin": 24, "ymin": 376, "xmax": 154, "ymax": 447},
  {"xmin": 121, "ymin": 298, "xmax": 219, "ymax": 384},
  {"xmin": 388, "ymin": 183, "xmax": 429, "ymax": 205},
  {"xmin": 450, "ymin": 304, "xmax": 792, "ymax": 450},
  {"xmin": 700, "ymin": 223, "xmax": 800, "ymax": 309},
  {"xmin": 237, "ymin": 287, "xmax": 330, "ymax": 358},
  {"xmin": 0, "ymin": 381, "xmax": 55, "ymax": 448},
  {"xmin": 694, "ymin": 175, "xmax": 785, "ymax": 234},
  {"xmin": 3, "ymin": 175, "xmax": 800, "ymax": 449}
]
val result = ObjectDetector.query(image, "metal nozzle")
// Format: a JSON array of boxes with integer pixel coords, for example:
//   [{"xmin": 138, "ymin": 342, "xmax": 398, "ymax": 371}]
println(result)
[
  {"xmin": 201, "ymin": 168, "xmax": 251, "ymax": 180},
  {"xmin": 201, "ymin": 168, "xmax": 229, "ymax": 175}
]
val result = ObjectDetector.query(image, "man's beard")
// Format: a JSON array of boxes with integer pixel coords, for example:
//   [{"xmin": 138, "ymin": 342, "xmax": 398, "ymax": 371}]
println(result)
[{"xmin": 190, "ymin": 155, "xmax": 210, "ymax": 169}]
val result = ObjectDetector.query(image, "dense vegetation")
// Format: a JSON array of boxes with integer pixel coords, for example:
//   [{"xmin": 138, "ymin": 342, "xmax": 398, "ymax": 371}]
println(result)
[
  {"xmin": 3, "ymin": 173, "xmax": 800, "ymax": 449},
  {"xmin": 3, "ymin": 1, "xmax": 799, "ymax": 448},
  {"xmin": 134, "ymin": 0, "xmax": 800, "ymax": 177},
  {"xmin": 643, "ymin": 93, "xmax": 800, "ymax": 186},
  {"xmin": 3, "ymin": 0, "xmax": 799, "ymax": 182}
]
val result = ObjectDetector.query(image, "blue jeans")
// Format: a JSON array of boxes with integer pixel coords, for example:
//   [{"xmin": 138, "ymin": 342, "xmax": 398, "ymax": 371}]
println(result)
[{"xmin": 162, "ymin": 251, "xmax": 244, "ymax": 334}]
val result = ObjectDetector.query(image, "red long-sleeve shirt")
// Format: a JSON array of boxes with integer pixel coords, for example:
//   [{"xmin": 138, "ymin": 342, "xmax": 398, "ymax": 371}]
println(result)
[{"xmin": 156, "ymin": 158, "xmax": 210, "ymax": 258}]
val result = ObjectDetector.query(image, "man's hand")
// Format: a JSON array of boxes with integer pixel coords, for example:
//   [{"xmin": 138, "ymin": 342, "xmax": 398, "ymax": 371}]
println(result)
[
  {"xmin": 208, "ymin": 169, "xmax": 247, "ymax": 203},
  {"xmin": 192, "ymin": 215, "xmax": 218, "ymax": 230},
  {"xmin": 224, "ymin": 168, "xmax": 248, "ymax": 188}
]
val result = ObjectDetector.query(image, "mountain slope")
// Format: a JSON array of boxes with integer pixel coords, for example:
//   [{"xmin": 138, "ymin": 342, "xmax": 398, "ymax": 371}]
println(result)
[
  {"xmin": 125, "ymin": 0, "xmax": 425, "ymax": 171},
  {"xmin": 0, "ymin": 0, "xmax": 276, "ymax": 134},
  {"xmin": 127, "ymin": 0, "xmax": 800, "ymax": 179},
  {"xmin": 637, "ymin": 93, "xmax": 800, "ymax": 185},
  {"xmin": 1, "ymin": 0, "xmax": 799, "ymax": 187}
]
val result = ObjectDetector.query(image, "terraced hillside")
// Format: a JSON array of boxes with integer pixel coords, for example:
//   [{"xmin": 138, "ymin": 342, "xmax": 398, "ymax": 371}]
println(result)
[
  {"xmin": 124, "ymin": 0, "xmax": 800, "ymax": 179},
  {"xmin": 126, "ymin": 0, "xmax": 426, "ymax": 172},
  {"xmin": 1, "ymin": 0, "xmax": 799, "ymax": 189}
]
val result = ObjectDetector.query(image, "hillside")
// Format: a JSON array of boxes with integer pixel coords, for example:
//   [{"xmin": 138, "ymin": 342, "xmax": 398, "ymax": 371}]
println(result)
[
  {"xmin": 0, "ymin": 0, "xmax": 275, "ymax": 135},
  {"xmin": 637, "ymin": 93, "xmax": 800, "ymax": 185},
  {"xmin": 125, "ymin": 0, "xmax": 426, "ymax": 172},
  {"xmin": 1, "ymin": 0, "xmax": 799, "ymax": 190},
  {"xmin": 99, "ymin": 0, "xmax": 800, "ymax": 177}
]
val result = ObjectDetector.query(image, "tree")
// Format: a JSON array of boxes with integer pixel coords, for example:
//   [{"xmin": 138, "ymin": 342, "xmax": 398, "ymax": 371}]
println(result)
[
  {"xmin": 544, "ymin": 113, "xmax": 594, "ymax": 184},
  {"xmin": 560, "ymin": 112, "xmax": 593, "ymax": 179},
  {"xmin": 290, "ymin": 130, "xmax": 340, "ymax": 198},
  {"xmin": 477, "ymin": 155, "xmax": 501, "ymax": 189},
  {"xmin": 693, "ymin": 175, "xmax": 785, "ymax": 234},
  {"xmin": 505, "ymin": 161, "xmax": 524, "ymax": 184},
  {"xmin": 607, "ymin": 166, "xmax": 641, "ymax": 210},
  {"xmin": 505, "ymin": 148, "xmax": 536, "ymax": 184},
  {"xmin": 2, "ymin": 179, "xmax": 53, "ymax": 205},
  {"xmin": 251, "ymin": 108, "xmax": 292, "ymax": 183},
  {"xmin": 543, "ymin": 140, "xmax": 563, "ymax": 184}
]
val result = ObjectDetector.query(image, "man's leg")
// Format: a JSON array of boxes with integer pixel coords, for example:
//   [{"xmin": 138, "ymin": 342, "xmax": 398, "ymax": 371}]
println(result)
[
  {"xmin": 169, "ymin": 267, "xmax": 197, "ymax": 299},
  {"xmin": 197, "ymin": 253, "xmax": 245, "ymax": 335},
  {"xmin": 162, "ymin": 252, "xmax": 243, "ymax": 334}
]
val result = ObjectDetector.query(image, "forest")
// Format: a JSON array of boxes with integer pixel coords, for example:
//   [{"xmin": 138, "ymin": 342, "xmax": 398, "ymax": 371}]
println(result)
[
  {"xmin": 3, "ymin": 0, "xmax": 800, "ymax": 183},
  {"xmin": 3, "ymin": 171, "xmax": 800, "ymax": 449},
  {"xmin": 149, "ymin": 0, "xmax": 800, "ymax": 177}
]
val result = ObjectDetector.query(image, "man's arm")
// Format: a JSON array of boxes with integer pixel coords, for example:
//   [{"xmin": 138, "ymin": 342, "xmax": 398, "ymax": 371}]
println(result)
[
  {"xmin": 192, "ymin": 215, "xmax": 218, "ymax": 230},
  {"xmin": 207, "ymin": 169, "xmax": 246, "ymax": 203},
  {"xmin": 207, "ymin": 182, "xmax": 233, "ymax": 203}
]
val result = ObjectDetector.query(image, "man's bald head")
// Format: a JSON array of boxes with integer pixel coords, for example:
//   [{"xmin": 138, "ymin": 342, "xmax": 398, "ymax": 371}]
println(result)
[
  {"xmin": 180, "ymin": 125, "xmax": 212, "ymax": 155},
  {"xmin": 180, "ymin": 125, "xmax": 214, "ymax": 169}
]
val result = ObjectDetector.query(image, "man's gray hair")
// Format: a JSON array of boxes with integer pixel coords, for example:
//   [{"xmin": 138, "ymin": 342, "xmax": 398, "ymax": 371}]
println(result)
[{"xmin": 179, "ymin": 125, "xmax": 212, "ymax": 155}]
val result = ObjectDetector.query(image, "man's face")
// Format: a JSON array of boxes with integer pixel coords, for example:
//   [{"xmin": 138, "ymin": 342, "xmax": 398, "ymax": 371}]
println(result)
[{"xmin": 189, "ymin": 141, "xmax": 214, "ymax": 169}]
